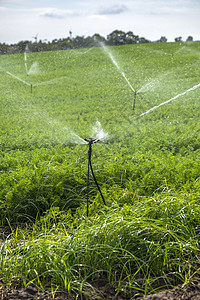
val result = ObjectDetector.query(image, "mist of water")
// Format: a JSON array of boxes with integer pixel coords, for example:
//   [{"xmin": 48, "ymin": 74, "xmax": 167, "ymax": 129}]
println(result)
[
  {"xmin": 101, "ymin": 43, "xmax": 136, "ymax": 93},
  {"xmin": 28, "ymin": 61, "xmax": 40, "ymax": 75},
  {"xmin": 67, "ymin": 121, "xmax": 108, "ymax": 145},
  {"xmin": 34, "ymin": 76, "xmax": 69, "ymax": 87},
  {"xmin": 138, "ymin": 82, "xmax": 200, "ymax": 118},
  {"xmin": 73, "ymin": 48, "xmax": 93, "ymax": 56},
  {"xmin": 24, "ymin": 45, "xmax": 40, "ymax": 75},
  {"xmin": 91, "ymin": 120, "xmax": 108, "ymax": 141},
  {"xmin": 24, "ymin": 52, "xmax": 28, "ymax": 74},
  {"xmin": 140, "ymin": 45, "xmax": 172, "ymax": 57},
  {"xmin": 49, "ymin": 120, "xmax": 108, "ymax": 145},
  {"xmin": 137, "ymin": 78, "xmax": 158, "ymax": 93},
  {"xmin": 35, "ymin": 113, "xmax": 108, "ymax": 146},
  {"xmin": 6, "ymin": 71, "xmax": 31, "ymax": 86},
  {"xmin": 121, "ymin": 72, "xmax": 136, "ymax": 93},
  {"xmin": 67, "ymin": 129, "xmax": 88, "ymax": 144},
  {"xmin": 184, "ymin": 47, "xmax": 200, "ymax": 57},
  {"xmin": 173, "ymin": 46, "xmax": 186, "ymax": 56},
  {"xmin": 30, "ymin": 112, "xmax": 87, "ymax": 146},
  {"xmin": 24, "ymin": 45, "xmax": 29, "ymax": 74}
]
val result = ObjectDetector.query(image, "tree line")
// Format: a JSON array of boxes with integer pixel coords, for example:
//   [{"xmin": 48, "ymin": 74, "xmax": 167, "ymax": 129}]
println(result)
[{"xmin": 0, "ymin": 30, "xmax": 194, "ymax": 55}]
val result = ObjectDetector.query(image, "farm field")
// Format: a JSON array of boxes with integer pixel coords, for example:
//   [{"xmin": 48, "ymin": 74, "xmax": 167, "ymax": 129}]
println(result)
[{"xmin": 0, "ymin": 41, "xmax": 200, "ymax": 299}]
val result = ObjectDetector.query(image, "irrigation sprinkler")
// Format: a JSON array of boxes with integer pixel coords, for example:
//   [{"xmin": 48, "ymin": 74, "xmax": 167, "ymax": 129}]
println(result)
[
  {"xmin": 133, "ymin": 91, "xmax": 137, "ymax": 111},
  {"xmin": 84, "ymin": 137, "xmax": 106, "ymax": 217}
]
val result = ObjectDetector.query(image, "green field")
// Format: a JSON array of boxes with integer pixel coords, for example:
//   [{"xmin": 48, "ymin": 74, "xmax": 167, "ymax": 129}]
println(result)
[{"xmin": 1, "ymin": 41, "xmax": 200, "ymax": 298}]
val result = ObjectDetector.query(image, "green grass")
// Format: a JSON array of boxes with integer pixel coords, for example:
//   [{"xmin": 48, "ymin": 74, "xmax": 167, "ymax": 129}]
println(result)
[
  {"xmin": 1, "ymin": 193, "xmax": 200, "ymax": 297},
  {"xmin": 1, "ymin": 41, "xmax": 200, "ymax": 297}
]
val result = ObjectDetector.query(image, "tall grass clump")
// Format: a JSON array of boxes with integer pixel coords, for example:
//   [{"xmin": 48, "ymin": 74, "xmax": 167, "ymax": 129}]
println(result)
[{"xmin": 1, "ymin": 189, "xmax": 200, "ymax": 297}]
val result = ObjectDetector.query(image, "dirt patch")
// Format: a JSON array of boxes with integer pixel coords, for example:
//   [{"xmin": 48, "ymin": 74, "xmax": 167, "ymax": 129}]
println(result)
[
  {"xmin": 1, "ymin": 281, "xmax": 200, "ymax": 299},
  {"xmin": 139, "ymin": 280, "xmax": 200, "ymax": 299},
  {"xmin": 0, "ymin": 285, "xmax": 72, "ymax": 300}
]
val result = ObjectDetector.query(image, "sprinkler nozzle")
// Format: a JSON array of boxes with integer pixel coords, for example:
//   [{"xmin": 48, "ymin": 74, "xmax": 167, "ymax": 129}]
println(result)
[{"xmin": 84, "ymin": 137, "xmax": 100, "ymax": 144}]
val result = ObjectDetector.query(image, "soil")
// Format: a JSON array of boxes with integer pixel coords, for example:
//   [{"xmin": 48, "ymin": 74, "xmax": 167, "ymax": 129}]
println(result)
[{"xmin": 1, "ymin": 280, "xmax": 200, "ymax": 300}]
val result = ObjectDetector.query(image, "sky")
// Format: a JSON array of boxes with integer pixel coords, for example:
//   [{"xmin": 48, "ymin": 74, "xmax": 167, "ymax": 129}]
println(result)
[{"xmin": 0, "ymin": 0, "xmax": 200, "ymax": 44}]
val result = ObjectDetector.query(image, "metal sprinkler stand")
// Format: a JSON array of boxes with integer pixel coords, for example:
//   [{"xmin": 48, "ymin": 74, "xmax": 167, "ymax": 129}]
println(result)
[
  {"xmin": 84, "ymin": 137, "xmax": 106, "ymax": 217},
  {"xmin": 133, "ymin": 91, "xmax": 137, "ymax": 111}
]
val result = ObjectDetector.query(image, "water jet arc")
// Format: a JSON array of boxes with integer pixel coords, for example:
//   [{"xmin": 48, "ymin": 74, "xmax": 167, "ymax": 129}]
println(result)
[
  {"xmin": 6, "ymin": 71, "xmax": 31, "ymax": 86},
  {"xmin": 6, "ymin": 71, "xmax": 33, "ymax": 93},
  {"xmin": 101, "ymin": 44, "xmax": 136, "ymax": 99},
  {"xmin": 138, "ymin": 82, "xmax": 200, "ymax": 118}
]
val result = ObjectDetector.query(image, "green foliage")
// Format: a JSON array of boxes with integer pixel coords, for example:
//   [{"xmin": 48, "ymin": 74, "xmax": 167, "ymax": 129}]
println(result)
[
  {"xmin": 1, "ymin": 42, "xmax": 200, "ymax": 221},
  {"xmin": 1, "ymin": 193, "xmax": 200, "ymax": 296},
  {"xmin": 1, "ymin": 42, "xmax": 200, "ymax": 297}
]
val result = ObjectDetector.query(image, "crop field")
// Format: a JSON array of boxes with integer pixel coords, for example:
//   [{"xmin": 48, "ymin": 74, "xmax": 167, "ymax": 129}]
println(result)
[{"xmin": 0, "ymin": 41, "xmax": 200, "ymax": 298}]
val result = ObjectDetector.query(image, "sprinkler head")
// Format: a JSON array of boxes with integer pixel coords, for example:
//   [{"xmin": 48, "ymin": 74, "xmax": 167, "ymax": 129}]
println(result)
[{"xmin": 84, "ymin": 137, "xmax": 100, "ymax": 144}]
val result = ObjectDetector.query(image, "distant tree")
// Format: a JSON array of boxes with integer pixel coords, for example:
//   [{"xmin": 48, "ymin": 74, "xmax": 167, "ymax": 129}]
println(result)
[
  {"xmin": 139, "ymin": 37, "xmax": 150, "ymax": 43},
  {"xmin": 83, "ymin": 36, "xmax": 96, "ymax": 48},
  {"xmin": 16, "ymin": 40, "xmax": 31, "ymax": 53},
  {"xmin": 73, "ymin": 35, "xmax": 89, "ymax": 48},
  {"xmin": 186, "ymin": 36, "xmax": 193, "ymax": 42},
  {"xmin": 60, "ymin": 38, "xmax": 73, "ymax": 50},
  {"xmin": 159, "ymin": 36, "xmax": 167, "ymax": 42},
  {"xmin": 0, "ymin": 43, "xmax": 9, "ymax": 54},
  {"xmin": 125, "ymin": 31, "xmax": 139, "ymax": 44},
  {"xmin": 92, "ymin": 34, "xmax": 106, "ymax": 46},
  {"xmin": 36, "ymin": 40, "xmax": 52, "ymax": 51},
  {"xmin": 174, "ymin": 36, "xmax": 182, "ymax": 42},
  {"xmin": 107, "ymin": 30, "xmax": 126, "ymax": 45},
  {"xmin": 1, "ymin": 29, "xmax": 153, "ymax": 54}
]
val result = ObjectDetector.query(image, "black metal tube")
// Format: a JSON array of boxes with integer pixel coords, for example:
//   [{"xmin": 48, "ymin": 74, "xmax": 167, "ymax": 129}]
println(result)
[
  {"xmin": 86, "ymin": 142, "xmax": 92, "ymax": 217},
  {"xmin": 87, "ymin": 152, "xmax": 90, "ymax": 217},
  {"xmin": 133, "ymin": 91, "xmax": 137, "ymax": 111},
  {"xmin": 86, "ymin": 138, "xmax": 106, "ymax": 216},
  {"xmin": 89, "ymin": 156, "xmax": 106, "ymax": 205}
]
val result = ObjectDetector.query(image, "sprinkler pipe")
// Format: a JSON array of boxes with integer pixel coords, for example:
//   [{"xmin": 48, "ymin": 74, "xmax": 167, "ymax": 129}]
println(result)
[
  {"xmin": 133, "ymin": 91, "xmax": 137, "ymax": 111},
  {"xmin": 84, "ymin": 137, "xmax": 106, "ymax": 217}
]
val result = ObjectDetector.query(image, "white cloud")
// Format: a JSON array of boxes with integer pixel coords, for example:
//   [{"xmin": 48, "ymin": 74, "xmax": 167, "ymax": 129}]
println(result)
[
  {"xmin": 0, "ymin": 6, "xmax": 7, "ymax": 11},
  {"xmin": 39, "ymin": 7, "xmax": 77, "ymax": 18},
  {"xmin": 96, "ymin": 4, "xmax": 128, "ymax": 15},
  {"xmin": 88, "ymin": 14, "xmax": 107, "ymax": 20},
  {"xmin": 160, "ymin": 5, "xmax": 194, "ymax": 14},
  {"xmin": 0, "ymin": 0, "xmax": 199, "ymax": 44}
]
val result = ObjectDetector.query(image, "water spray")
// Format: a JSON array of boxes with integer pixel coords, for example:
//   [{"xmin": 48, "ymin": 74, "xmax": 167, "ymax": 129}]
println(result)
[
  {"xmin": 137, "ymin": 82, "xmax": 200, "ymax": 118},
  {"xmin": 101, "ymin": 44, "xmax": 136, "ymax": 109},
  {"xmin": 6, "ymin": 71, "xmax": 33, "ymax": 93},
  {"xmin": 121, "ymin": 71, "xmax": 138, "ymax": 110},
  {"xmin": 84, "ymin": 137, "xmax": 106, "ymax": 217},
  {"xmin": 24, "ymin": 52, "xmax": 28, "ymax": 75}
]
